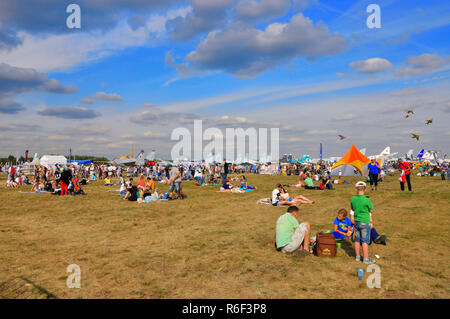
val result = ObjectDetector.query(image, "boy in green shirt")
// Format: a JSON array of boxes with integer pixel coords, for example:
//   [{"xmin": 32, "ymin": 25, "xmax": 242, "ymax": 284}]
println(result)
[{"xmin": 350, "ymin": 181, "xmax": 375, "ymax": 264}]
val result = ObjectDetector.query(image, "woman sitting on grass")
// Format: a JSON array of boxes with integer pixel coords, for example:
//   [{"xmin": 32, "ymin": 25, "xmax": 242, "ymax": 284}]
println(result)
[
  {"xmin": 240, "ymin": 175, "xmax": 255, "ymax": 189},
  {"xmin": 30, "ymin": 176, "xmax": 42, "ymax": 192},
  {"xmin": 272, "ymin": 184, "xmax": 315, "ymax": 206}
]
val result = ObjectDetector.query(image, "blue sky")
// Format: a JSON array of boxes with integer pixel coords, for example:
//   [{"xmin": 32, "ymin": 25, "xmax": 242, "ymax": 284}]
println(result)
[{"xmin": 0, "ymin": 0, "xmax": 449, "ymax": 159}]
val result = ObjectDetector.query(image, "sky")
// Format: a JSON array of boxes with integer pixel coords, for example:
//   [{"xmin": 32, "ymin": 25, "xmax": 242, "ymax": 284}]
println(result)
[{"xmin": 0, "ymin": 0, "xmax": 449, "ymax": 160}]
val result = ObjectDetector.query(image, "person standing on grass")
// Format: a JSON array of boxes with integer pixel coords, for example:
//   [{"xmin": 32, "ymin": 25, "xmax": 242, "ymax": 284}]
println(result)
[
  {"xmin": 168, "ymin": 164, "xmax": 182, "ymax": 199},
  {"xmin": 398, "ymin": 159, "xmax": 412, "ymax": 191},
  {"xmin": 271, "ymin": 206, "xmax": 312, "ymax": 256},
  {"xmin": 220, "ymin": 158, "xmax": 228, "ymax": 186},
  {"xmin": 350, "ymin": 181, "xmax": 375, "ymax": 264},
  {"xmin": 59, "ymin": 167, "xmax": 72, "ymax": 196},
  {"xmin": 366, "ymin": 159, "xmax": 381, "ymax": 191}
]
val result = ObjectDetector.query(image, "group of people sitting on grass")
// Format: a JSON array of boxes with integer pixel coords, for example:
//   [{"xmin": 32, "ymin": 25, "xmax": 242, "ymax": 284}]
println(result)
[
  {"xmin": 294, "ymin": 171, "xmax": 333, "ymax": 190},
  {"xmin": 29, "ymin": 168, "xmax": 87, "ymax": 196},
  {"xmin": 119, "ymin": 163, "xmax": 184, "ymax": 202},
  {"xmin": 271, "ymin": 181, "xmax": 386, "ymax": 263},
  {"xmin": 220, "ymin": 175, "xmax": 256, "ymax": 191}
]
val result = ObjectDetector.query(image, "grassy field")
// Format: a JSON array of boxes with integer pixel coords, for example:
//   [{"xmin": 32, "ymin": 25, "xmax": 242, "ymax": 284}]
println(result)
[{"xmin": 0, "ymin": 173, "xmax": 449, "ymax": 299}]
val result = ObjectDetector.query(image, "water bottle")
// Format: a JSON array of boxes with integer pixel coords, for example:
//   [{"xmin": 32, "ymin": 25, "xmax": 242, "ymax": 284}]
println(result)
[{"xmin": 358, "ymin": 268, "xmax": 364, "ymax": 280}]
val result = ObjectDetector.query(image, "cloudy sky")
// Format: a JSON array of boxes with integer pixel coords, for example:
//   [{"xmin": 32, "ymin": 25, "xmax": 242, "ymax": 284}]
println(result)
[{"xmin": 0, "ymin": 0, "xmax": 449, "ymax": 160}]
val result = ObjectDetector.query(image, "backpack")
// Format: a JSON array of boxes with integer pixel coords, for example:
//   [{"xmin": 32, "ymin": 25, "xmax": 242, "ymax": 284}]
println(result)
[{"xmin": 314, "ymin": 232, "xmax": 337, "ymax": 257}]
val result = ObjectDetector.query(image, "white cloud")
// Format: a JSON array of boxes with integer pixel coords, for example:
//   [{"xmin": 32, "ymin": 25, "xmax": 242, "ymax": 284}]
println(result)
[
  {"xmin": 0, "ymin": 7, "xmax": 190, "ymax": 72},
  {"xmin": 349, "ymin": 57, "xmax": 393, "ymax": 73},
  {"xmin": 144, "ymin": 131, "xmax": 170, "ymax": 138},
  {"xmin": 306, "ymin": 129, "xmax": 338, "ymax": 135},
  {"xmin": 173, "ymin": 13, "xmax": 347, "ymax": 78},
  {"xmin": 93, "ymin": 92, "xmax": 125, "ymax": 102},
  {"xmin": 395, "ymin": 53, "xmax": 449, "ymax": 77},
  {"xmin": 390, "ymin": 88, "xmax": 420, "ymax": 96},
  {"xmin": 333, "ymin": 114, "xmax": 357, "ymax": 121}
]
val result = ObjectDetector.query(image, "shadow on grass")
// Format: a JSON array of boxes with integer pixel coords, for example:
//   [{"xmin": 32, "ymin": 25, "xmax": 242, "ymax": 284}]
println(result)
[
  {"xmin": 0, "ymin": 277, "xmax": 58, "ymax": 299},
  {"xmin": 340, "ymin": 240, "xmax": 356, "ymax": 258}
]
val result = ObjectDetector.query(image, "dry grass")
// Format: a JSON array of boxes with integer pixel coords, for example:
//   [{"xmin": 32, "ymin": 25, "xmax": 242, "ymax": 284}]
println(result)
[{"xmin": 0, "ymin": 173, "xmax": 449, "ymax": 299}]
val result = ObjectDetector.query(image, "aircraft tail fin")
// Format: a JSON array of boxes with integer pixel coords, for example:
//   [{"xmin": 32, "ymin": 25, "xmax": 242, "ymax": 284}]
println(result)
[{"xmin": 380, "ymin": 146, "xmax": 390, "ymax": 156}]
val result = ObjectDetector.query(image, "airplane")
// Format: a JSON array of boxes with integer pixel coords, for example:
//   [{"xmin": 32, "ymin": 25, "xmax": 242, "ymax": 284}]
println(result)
[
  {"xmin": 416, "ymin": 149, "xmax": 424, "ymax": 159},
  {"xmin": 367, "ymin": 146, "xmax": 398, "ymax": 160},
  {"xmin": 421, "ymin": 150, "xmax": 442, "ymax": 164},
  {"xmin": 405, "ymin": 149, "xmax": 414, "ymax": 161},
  {"xmin": 112, "ymin": 148, "xmax": 145, "ymax": 166}
]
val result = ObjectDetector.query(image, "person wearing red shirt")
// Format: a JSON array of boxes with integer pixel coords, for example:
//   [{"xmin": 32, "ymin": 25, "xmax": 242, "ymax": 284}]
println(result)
[{"xmin": 398, "ymin": 159, "xmax": 412, "ymax": 191}]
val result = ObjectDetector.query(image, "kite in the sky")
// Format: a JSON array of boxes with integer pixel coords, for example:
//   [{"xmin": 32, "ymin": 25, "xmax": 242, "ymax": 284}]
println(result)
[
  {"xmin": 338, "ymin": 135, "xmax": 347, "ymax": 140},
  {"xmin": 425, "ymin": 119, "xmax": 433, "ymax": 125},
  {"xmin": 405, "ymin": 110, "xmax": 414, "ymax": 118},
  {"xmin": 411, "ymin": 133, "xmax": 420, "ymax": 141}
]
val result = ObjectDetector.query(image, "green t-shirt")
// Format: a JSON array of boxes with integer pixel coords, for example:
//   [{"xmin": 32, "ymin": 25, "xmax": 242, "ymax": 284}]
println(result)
[
  {"xmin": 276, "ymin": 213, "xmax": 299, "ymax": 248},
  {"xmin": 350, "ymin": 195, "xmax": 373, "ymax": 224},
  {"xmin": 305, "ymin": 178, "xmax": 314, "ymax": 187}
]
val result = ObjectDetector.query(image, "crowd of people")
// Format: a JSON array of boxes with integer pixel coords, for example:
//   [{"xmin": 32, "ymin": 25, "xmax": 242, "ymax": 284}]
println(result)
[{"xmin": 1, "ymin": 156, "xmax": 449, "ymax": 265}]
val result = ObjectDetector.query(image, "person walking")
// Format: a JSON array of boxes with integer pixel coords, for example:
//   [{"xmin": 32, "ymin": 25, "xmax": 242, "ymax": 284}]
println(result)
[{"xmin": 366, "ymin": 159, "xmax": 381, "ymax": 191}]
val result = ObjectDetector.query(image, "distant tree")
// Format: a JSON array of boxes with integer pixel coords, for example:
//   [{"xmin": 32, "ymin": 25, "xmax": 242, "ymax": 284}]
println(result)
[{"xmin": 7, "ymin": 155, "xmax": 16, "ymax": 164}]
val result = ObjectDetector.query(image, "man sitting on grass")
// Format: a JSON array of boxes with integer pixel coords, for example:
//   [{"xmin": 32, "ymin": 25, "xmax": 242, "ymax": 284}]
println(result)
[{"xmin": 270, "ymin": 206, "xmax": 312, "ymax": 256}]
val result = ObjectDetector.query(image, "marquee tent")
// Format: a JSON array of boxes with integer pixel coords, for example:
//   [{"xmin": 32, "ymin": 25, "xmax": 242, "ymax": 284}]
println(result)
[
  {"xmin": 331, "ymin": 145, "xmax": 370, "ymax": 176},
  {"xmin": 39, "ymin": 155, "xmax": 67, "ymax": 168}
]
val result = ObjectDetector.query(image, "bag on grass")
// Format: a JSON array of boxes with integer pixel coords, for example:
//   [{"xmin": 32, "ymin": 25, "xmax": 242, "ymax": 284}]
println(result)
[{"xmin": 315, "ymin": 232, "xmax": 337, "ymax": 257}]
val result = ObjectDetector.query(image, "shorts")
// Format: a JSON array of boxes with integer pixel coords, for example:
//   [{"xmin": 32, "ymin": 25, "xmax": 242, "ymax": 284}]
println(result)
[
  {"xmin": 169, "ymin": 181, "xmax": 181, "ymax": 193},
  {"xmin": 354, "ymin": 221, "xmax": 371, "ymax": 244},
  {"xmin": 272, "ymin": 202, "xmax": 279, "ymax": 206},
  {"xmin": 281, "ymin": 223, "xmax": 309, "ymax": 253}
]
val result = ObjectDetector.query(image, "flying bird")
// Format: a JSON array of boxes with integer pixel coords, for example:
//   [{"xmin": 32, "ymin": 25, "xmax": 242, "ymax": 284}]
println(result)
[
  {"xmin": 426, "ymin": 119, "xmax": 433, "ymax": 125},
  {"xmin": 338, "ymin": 135, "xmax": 347, "ymax": 140},
  {"xmin": 411, "ymin": 133, "xmax": 420, "ymax": 141}
]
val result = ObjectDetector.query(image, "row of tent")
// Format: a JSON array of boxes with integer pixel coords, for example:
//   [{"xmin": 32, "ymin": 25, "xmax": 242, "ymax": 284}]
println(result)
[{"xmin": 18, "ymin": 146, "xmax": 370, "ymax": 176}]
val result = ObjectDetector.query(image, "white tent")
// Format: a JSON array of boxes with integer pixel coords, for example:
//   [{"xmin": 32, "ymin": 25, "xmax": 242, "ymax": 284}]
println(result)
[{"xmin": 39, "ymin": 155, "xmax": 67, "ymax": 168}]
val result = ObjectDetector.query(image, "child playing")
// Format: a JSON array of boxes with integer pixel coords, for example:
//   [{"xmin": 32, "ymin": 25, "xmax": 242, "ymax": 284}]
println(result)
[
  {"xmin": 332, "ymin": 208, "xmax": 353, "ymax": 240},
  {"xmin": 350, "ymin": 181, "xmax": 375, "ymax": 264}
]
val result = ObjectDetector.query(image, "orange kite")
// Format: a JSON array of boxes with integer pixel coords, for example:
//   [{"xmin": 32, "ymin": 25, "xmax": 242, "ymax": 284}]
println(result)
[{"xmin": 331, "ymin": 145, "xmax": 370, "ymax": 175}]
